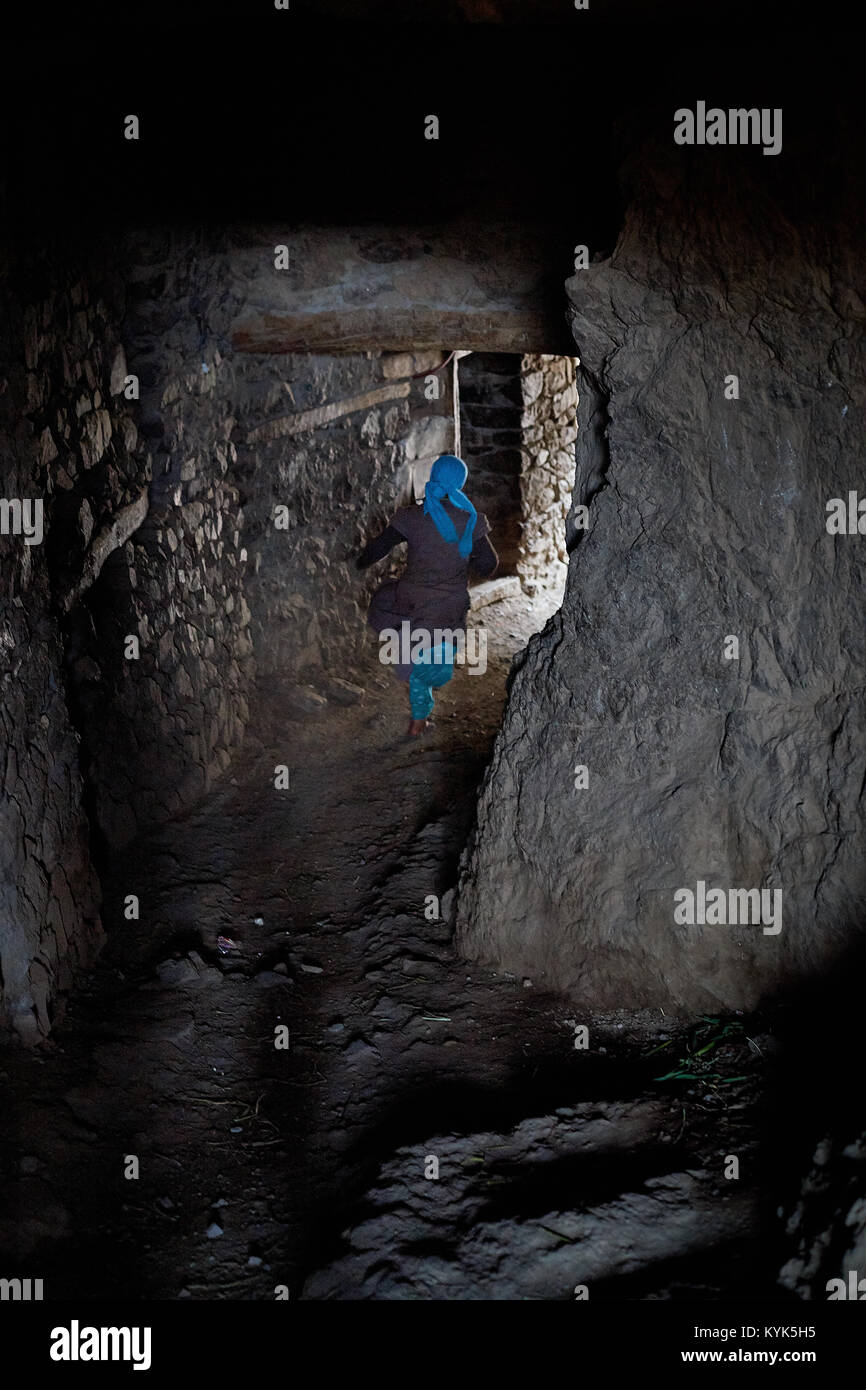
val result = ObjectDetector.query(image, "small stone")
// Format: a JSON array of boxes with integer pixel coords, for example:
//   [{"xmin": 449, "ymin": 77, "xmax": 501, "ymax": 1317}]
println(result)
[
  {"xmin": 247, "ymin": 1255, "xmax": 263, "ymax": 1268},
  {"xmin": 254, "ymin": 971, "xmax": 289, "ymax": 988},
  {"xmin": 401, "ymin": 958, "xmax": 437, "ymax": 977},
  {"xmin": 109, "ymin": 345, "xmax": 127, "ymax": 395},
  {"xmin": 205, "ymin": 1223, "xmax": 223, "ymax": 1239},
  {"xmin": 79, "ymin": 407, "xmax": 112, "ymax": 468},
  {"xmin": 322, "ymin": 677, "xmax": 365, "ymax": 706},
  {"xmin": 286, "ymin": 686, "xmax": 328, "ymax": 718},
  {"xmin": 469, "ymin": 575, "xmax": 522, "ymax": 610},
  {"xmin": 156, "ymin": 958, "xmax": 199, "ymax": 986}
]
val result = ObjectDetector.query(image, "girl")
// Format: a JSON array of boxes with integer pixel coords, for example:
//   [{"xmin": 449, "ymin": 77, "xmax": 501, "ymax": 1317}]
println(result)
[{"xmin": 358, "ymin": 454, "xmax": 498, "ymax": 736}]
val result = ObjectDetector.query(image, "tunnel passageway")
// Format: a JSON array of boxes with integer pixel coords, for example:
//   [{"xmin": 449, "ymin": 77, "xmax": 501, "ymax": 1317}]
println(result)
[
  {"xmin": 0, "ymin": 588, "xmax": 776, "ymax": 1299},
  {"xmin": 2, "ymin": 5, "xmax": 864, "ymax": 1322}
]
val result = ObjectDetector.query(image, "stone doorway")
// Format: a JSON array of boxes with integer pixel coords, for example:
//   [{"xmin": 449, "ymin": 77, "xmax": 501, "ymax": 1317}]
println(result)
[{"xmin": 457, "ymin": 350, "xmax": 578, "ymax": 602}]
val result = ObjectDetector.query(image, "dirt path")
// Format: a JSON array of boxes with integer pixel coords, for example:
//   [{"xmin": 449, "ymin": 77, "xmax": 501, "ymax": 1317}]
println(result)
[{"xmin": 0, "ymin": 592, "xmax": 778, "ymax": 1299}]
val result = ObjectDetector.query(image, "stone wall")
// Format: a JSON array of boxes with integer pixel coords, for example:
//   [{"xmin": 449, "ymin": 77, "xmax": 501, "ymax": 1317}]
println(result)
[
  {"xmin": 65, "ymin": 233, "xmax": 256, "ymax": 851},
  {"xmin": 456, "ymin": 127, "xmax": 866, "ymax": 1016},
  {"xmin": 0, "ymin": 246, "xmax": 135, "ymax": 1042},
  {"xmin": 517, "ymin": 353, "xmax": 578, "ymax": 596},
  {"xmin": 0, "ymin": 231, "xmax": 259, "ymax": 1041}
]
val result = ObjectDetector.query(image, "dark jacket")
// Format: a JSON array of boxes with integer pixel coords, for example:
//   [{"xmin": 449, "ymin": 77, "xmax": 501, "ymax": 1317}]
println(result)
[{"xmin": 359, "ymin": 499, "xmax": 498, "ymax": 635}]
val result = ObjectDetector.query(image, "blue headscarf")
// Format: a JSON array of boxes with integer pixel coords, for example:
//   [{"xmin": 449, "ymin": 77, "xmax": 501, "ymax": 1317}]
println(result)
[{"xmin": 423, "ymin": 454, "xmax": 477, "ymax": 559}]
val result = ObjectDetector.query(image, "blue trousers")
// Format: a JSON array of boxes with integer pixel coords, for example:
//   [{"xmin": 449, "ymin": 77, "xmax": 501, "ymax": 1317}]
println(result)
[{"xmin": 409, "ymin": 644, "xmax": 454, "ymax": 720}]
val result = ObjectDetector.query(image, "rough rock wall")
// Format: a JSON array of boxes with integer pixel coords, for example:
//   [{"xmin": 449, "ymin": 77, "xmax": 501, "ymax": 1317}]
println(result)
[
  {"xmin": 456, "ymin": 133, "xmax": 866, "ymax": 1015},
  {"xmin": 517, "ymin": 353, "xmax": 577, "ymax": 596},
  {"xmin": 779, "ymin": 1127, "xmax": 866, "ymax": 1300}
]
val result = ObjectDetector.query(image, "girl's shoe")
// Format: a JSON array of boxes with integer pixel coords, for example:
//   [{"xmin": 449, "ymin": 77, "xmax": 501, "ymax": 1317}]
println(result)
[{"xmin": 407, "ymin": 718, "xmax": 434, "ymax": 737}]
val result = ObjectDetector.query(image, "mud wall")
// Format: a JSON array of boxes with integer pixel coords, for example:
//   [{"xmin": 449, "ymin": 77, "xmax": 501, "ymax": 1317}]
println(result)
[{"xmin": 456, "ymin": 125, "xmax": 866, "ymax": 1014}]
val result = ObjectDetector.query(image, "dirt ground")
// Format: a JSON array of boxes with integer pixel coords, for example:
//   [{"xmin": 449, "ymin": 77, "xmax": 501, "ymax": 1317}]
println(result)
[{"xmin": 0, "ymin": 589, "xmax": 788, "ymax": 1299}]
